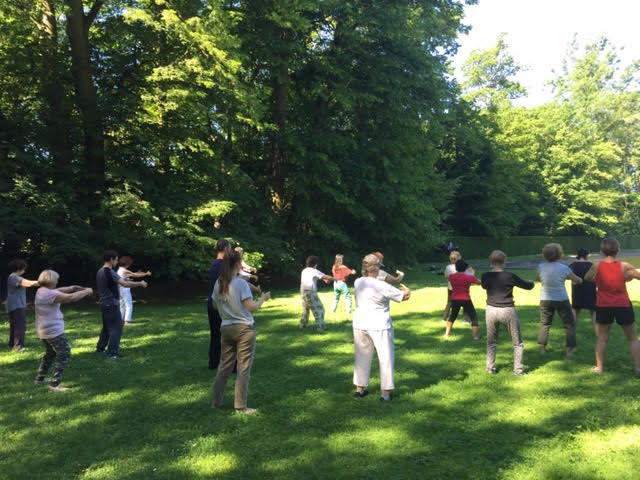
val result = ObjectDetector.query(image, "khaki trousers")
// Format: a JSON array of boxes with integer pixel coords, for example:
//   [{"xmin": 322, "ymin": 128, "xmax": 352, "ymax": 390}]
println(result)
[{"xmin": 212, "ymin": 323, "xmax": 256, "ymax": 409}]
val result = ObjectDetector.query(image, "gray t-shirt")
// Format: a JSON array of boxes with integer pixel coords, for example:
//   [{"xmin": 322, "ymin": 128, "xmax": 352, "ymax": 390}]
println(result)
[
  {"xmin": 212, "ymin": 277, "xmax": 254, "ymax": 327},
  {"xmin": 97, "ymin": 267, "xmax": 121, "ymax": 307},
  {"xmin": 6, "ymin": 273, "xmax": 26, "ymax": 312},
  {"xmin": 35, "ymin": 287, "xmax": 64, "ymax": 339},
  {"xmin": 538, "ymin": 261, "xmax": 571, "ymax": 301}
]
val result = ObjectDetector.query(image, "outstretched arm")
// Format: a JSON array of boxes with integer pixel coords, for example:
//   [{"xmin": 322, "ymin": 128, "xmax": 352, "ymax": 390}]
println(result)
[
  {"xmin": 385, "ymin": 270, "xmax": 405, "ymax": 284},
  {"xmin": 19, "ymin": 278, "xmax": 39, "ymax": 288},
  {"xmin": 118, "ymin": 278, "xmax": 147, "ymax": 288},
  {"xmin": 622, "ymin": 262, "xmax": 640, "ymax": 281},
  {"xmin": 56, "ymin": 288, "xmax": 93, "ymax": 304},
  {"xmin": 242, "ymin": 292, "xmax": 271, "ymax": 312}
]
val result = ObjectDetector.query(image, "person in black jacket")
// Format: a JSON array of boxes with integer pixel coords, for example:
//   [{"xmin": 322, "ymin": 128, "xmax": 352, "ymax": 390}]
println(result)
[{"xmin": 481, "ymin": 250, "xmax": 534, "ymax": 375}]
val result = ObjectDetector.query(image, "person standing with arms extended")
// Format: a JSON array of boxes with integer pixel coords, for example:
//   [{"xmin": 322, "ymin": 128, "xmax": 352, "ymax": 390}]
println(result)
[
  {"xmin": 352, "ymin": 254, "xmax": 410, "ymax": 402},
  {"xmin": 569, "ymin": 248, "xmax": 597, "ymax": 335},
  {"xmin": 481, "ymin": 250, "xmax": 534, "ymax": 375},
  {"xmin": 96, "ymin": 250, "xmax": 147, "ymax": 359},
  {"xmin": 536, "ymin": 243, "xmax": 583, "ymax": 358},
  {"xmin": 34, "ymin": 270, "xmax": 93, "ymax": 392},
  {"xmin": 207, "ymin": 239, "xmax": 231, "ymax": 369},
  {"xmin": 584, "ymin": 237, "xmax": 640, "ymax": 374},
  {"xmin": 331, "ymin": 254, "xmax": 356, "ymax": 315},
  {"xmin": 5, "ymin": 259, "xmax": 39, "ymax": 351},
  {"xmin": 211, "ymin": 251, "xmax": 270, "ymax": 414},
  {"xmin": 116, "ymin": 256, "xmax": 151, "ymax": 327},
  {"xmin": 299, "ymin": 256, "xmax": 337, "ymax": 333}
]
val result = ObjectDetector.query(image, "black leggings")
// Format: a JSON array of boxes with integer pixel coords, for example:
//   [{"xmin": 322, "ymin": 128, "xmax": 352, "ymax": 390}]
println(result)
[{"xmin": 449, "ymin": 300, "xmax": 478, "ymax": 326}]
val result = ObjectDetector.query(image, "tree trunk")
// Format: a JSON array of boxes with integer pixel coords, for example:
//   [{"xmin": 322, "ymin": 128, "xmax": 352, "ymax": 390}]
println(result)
[
  {"xmin": 39, "ymin": 0, "xmax": 75, "ymax": 186},
  {"xmin": 270, "ymin": 46, "xmax": 288, "ymax": 212},
  {"xmin": 64, "ymin": 0, "xmax": 105, "ymax": 216}
]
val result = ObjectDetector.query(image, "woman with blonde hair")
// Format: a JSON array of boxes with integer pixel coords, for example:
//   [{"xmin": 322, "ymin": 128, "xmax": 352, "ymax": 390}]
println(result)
[
  {"xmin": 34, "ymin": 270, "xmax": 93, "ymax": 392},
  {"xmin": 537, "ymin": 243, "xmax": 583, "ymax": 357},
  {"xmin": 331, "ymin": 254, "xmax": 356, "ymax": 315}
]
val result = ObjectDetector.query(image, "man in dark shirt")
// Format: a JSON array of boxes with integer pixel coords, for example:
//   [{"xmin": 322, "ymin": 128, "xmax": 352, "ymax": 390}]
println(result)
[
  {"xmin": 96, "ymin": 250, "xmax": 147, "ymax": 359},
  {"xmin": 481, "ymin": 250, "xmax": 534, "ymax": 375},
  {"xmin": 207, "ymin": 239, "xmax": 231, "ymax": 369}
]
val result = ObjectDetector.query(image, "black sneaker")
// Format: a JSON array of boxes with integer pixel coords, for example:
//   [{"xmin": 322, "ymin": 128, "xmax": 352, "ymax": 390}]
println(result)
[{"xmin": 353, "ymin": 390, "xmax": 368, "ymax": 398}]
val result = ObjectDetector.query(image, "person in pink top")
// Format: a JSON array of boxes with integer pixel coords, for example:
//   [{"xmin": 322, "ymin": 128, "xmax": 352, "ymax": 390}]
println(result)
[
  {"xmin": 331, "ymin": 254, "xmax": 356, "ymax": 315},
  {"xmin": 584, "ymin": 237, "xmax": 640, "ymax": 374},
  {"xmin": 444, "ymin": 259, "xmax": 481, "ymax": 340}
]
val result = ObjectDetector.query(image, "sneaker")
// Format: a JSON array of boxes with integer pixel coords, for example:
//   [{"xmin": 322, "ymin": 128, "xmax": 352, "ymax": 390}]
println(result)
[
  {"xmin": 34, "ymin": 378, "xmax": 49, "ymax": 385},
  {"xmin": 95, "ymin": 349, "xmax": 105, "ymax": 354},
  {"xmin": 473, "ymin": 336, "xmax": 479, "ymax": 341},
  {"xmin": 486, "ymin": 368, "xmax": 496, "ymax": 375},
  {"xmin": 513, "ymin": 371, "xmax": 526, "ymax": 377},
  {"xmin": 124, "ymin": 322, "xmax": 132, "ymax": 327},
  {"xmin": 379, "ymin": 394, "xmax": 392, "ymax": 402},
  {"xmin": 106, "ymin": 354, "xmax": 121, "ymax": 359},
  {"xmin": 235, "ymin": 407, "xmax": 257, "ymax": 415},
  {"xmin": 48, "ymin": 385, "xmax": 69, "ymax": 393},
  {"xmin": 591, "ymin": 366, "xmax": 603, "ymax": 374},
  {"xmin": 353, "ymin": 390, "xmax": 368, "ymax": 399}
]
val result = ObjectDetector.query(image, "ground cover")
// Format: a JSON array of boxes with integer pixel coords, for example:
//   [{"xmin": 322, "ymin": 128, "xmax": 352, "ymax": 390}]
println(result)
[{"xmin": 2, "ymin": 266, "xmax": 640, "ymax": 479}]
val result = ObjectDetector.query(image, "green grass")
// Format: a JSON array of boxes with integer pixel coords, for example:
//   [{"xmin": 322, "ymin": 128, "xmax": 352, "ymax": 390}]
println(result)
[{"xmin": 3, "ymin": 267, "xmax": 640, "ymax": 479}]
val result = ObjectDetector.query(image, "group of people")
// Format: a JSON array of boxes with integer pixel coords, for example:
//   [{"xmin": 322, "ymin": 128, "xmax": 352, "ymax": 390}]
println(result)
[
  {"xmin": 7, "ymin": 236, "xmax": 640, "ymax": 406},
  {"xmin": 442, "ymin": 237, "xmax": 640, "ymax": 377},
  {"xmin": 4, "ymin": 251, "xmax": 150, "ymax": 392}
]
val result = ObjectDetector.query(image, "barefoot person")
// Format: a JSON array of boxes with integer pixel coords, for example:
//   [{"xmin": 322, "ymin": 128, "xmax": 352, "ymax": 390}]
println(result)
[
  {"xmin": 481, "ymin": 251, "xmax": 534, "ymax": 375},
  {"xmin": 96, "ymin": 250, "xmax": 147, "ymax": 359},
  {"xmin": 444, "ymin": 260, "xmax": 481, "ymax": 340},
  {"xmin": 6, "ymin": 259, "xmax": 39, "ymax": 351},
  {"xmin": 352, "ymin": 254, "xmax": 410, "ymax": 402},
  {"xmin": 116, "ymin": 256, "xmax": 151, "ymax": 326},
  {"xmin": 211, "ymin": 251, "xmax": 270, "ymax": 414},
  {"xmin": 569, "ymin": 248, "xmax": 597, "ymax": 335},
  {"xmin": 584, "ymin": 237, "xmax": 640, "ymax": 374},
  {"xmin": 299, "ymin": 256, "xmax": 337, "ymax": 333},
  {"xmin": 34, "ymin": 270, "xmax": 93, "ymax": 392},
  {"xmin": 331, "ymin": 254, "xmax": 356, "ymax": 315},
  {"xmin": 536, "ymin": 243, "xmax": 583, "ymax": 357}
]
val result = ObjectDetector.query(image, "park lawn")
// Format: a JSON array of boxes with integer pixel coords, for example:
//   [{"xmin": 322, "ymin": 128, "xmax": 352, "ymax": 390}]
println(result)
[{"xmin": 2, "ymin": 267, "xmax": 640, "ymax": 479}]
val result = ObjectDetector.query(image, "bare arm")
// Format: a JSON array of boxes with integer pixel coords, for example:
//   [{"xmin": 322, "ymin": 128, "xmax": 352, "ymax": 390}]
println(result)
[
  {"xmin": 584, "ymin": 263, "xmax": 598, "ymax": 282},
  {"xmin": 19, "ymin": 278, "xmax": 39, "ymax": 288},
  {"xmin": 56, "ymin": 288, "xmax": 93, "ymax": 304},
  {"xmin": 567, "ymin": 271, "xmax": 583, "ymax": 285},
  {"xmin": 322, "ymin": 275, "xmax": 337, "ymax": 284},
  {"xmin": 118, "ymin": 278, "xmax": 147, "ymax": 288},
  {"xmin": 385, "ymin": 270, "xmax": 405, "ymax": 284},
  {"xmin": 242, "ymin": 292, "xmax": 270, "ymax": 312},
  {"xmin": 622, "ymin": 262, "xmax": 640, "ymax": 281},
  {"xmin": 398, "ymin": 284, "xmax": 411, "ymax": 301},
  {"xmin": 123, "ymin": 269, "xmax": 151, "ymax": 278},
  {"xmin": 246, "ymin": 281, "xmax": 262, "ymax": 295},
  {"xmin": 57, "ymin": 285, "xmax": 84, "ymax": 293}
]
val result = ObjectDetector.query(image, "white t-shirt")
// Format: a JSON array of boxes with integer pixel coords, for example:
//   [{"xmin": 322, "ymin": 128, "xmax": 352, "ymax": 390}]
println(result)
[
  {"xmin": 376, "ymin": 269, "xmax": 389, "ymax": 282},
  {"xmin": 35, "ymin": 288, "xmax": 64, "ymax": 339},
  {"xmin": 444, "ymin": 264, "xmax": 456, "ymax": 290},
  {"xmin": 212, "ymin": 277, "xmax": 254, "ymax": 327},
  {"xmin": 300, "ymin": 267, "xmax": 325, "ymax": 291},
  {"xmin": 352, "ymin": 277, "xmax": 404, "ymax": 330},
  {"xmin": 117, "ymin": 266, "xmax": 130, "ymax": 293}
]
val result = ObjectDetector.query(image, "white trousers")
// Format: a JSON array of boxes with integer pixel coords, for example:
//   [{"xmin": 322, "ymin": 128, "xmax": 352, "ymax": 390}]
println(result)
[
  {"xmin": 119, "ymin": 289, "xmax": 133, "ymax": 323},
  {"xmin": 353, "ymin": 327, "xmax": 394, "ymax": 390}
]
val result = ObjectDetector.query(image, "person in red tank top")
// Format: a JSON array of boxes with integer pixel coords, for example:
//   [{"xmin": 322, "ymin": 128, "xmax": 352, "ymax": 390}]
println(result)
[
  {"xmin": 584, "ymin": 237, "xmax": 640, "ymax": 374},
  {"xmin": 444, "ymin": 259, "xmax": 481, "ymax": 340}
]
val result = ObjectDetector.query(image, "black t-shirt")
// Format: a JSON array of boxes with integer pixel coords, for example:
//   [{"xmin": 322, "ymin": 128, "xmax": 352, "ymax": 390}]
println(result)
[
  {"xmin": 208, "ymin": 259, "xmax": 223, "ymax": 298},
  {"xmin": 481, "ymin": 271, "xmax": 534, "ymax": 307}
]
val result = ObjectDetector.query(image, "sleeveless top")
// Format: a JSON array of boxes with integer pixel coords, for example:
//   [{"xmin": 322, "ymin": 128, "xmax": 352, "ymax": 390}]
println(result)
[{"xmin": 595, "ymin": 261, "xmax": 630, "ymax": 307}]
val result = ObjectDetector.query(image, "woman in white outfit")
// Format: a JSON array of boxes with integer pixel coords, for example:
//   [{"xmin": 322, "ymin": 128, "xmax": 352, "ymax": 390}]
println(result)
[
  {"xmin": 352, "ymin": 254, "xmax": 410, "ymax": 402},
  {"xmin": 117, "ymin": 256, "xmax": 151, "ymax": 325}
]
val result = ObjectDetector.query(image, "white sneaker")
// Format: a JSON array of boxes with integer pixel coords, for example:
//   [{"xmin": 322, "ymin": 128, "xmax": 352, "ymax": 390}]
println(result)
[{"xmin": 49, "ymin": 385, "xmax": 69, "ymax": 393}]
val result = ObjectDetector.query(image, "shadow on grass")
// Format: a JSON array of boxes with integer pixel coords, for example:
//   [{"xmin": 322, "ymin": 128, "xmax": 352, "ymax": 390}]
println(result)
[{"xmin": 2, "ymin": 296, "xmax": 640, "ymax": 479}]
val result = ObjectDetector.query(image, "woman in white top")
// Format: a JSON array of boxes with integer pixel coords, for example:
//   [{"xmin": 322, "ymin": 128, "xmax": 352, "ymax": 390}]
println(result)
[
  {"xmin": 299, "ymin": 256, "xmax": 337, "ymax": 332},
  {"xmin": 34, "ymin": 270, "xmax": 93, "ymax": 392},
  {"xmin": 352, "ymin": 254, "xmax": 410, "ymax": 402},
  {"xmin": 116, "ymin": 256, "xmax": 151, "ymax": 326},
  {"xmin": 211, "ymin": 251, "xmax": 270, "ymax": 414}
]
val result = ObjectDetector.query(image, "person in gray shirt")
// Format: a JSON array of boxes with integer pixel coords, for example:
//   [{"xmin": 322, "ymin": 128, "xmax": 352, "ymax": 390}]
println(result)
[
  {"xmin": 95, "ymin": 250, "xmax": 147, "ymax": 359},
  {"xmin": 6, "ymin": 259, "xmax": 39, "ymax": 351}
]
